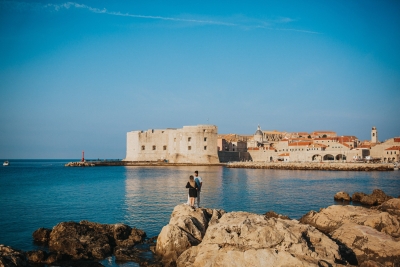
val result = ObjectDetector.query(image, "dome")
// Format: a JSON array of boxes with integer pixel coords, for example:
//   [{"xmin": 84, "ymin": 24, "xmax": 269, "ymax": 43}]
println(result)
[
  {"xmin": 254, "ymin": 125, "xmax": 263, "ymax": 136},
  {"xmin": 372, "ymin": 126, "xmax": 376, "ymax": 130}
]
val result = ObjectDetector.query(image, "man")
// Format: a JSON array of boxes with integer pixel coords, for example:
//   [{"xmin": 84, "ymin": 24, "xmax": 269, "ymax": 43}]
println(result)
[{"xmin": 194, "ymin": 170, "xmax": 202, "ymax": 208}]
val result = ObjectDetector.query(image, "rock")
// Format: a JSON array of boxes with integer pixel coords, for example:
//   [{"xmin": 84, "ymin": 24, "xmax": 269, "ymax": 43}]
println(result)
[
  {"xmin": 49, "ymin": 221, "xmax": 112, "ymax": 260},
  {"xmin": 334, "ymin": 191, "xmax": 351, "ymax": 201},
  {"xmin": 359, "ymin": 189, "xmax": 393, "ymax": 206},
  {"xmin": 176, "ymin": 212, "xmax": 346, "ymax": 267},
  {"xmin": 360, "ymin": 195, "xmax": 378, "ymax": 205},
  {"xmin": 264, "ymin": 210, "xmax": 291, "ymax": 220},
  {"xmin": 352, "ymin": 192, "xmax": 367, "ymax": 202},
  {"xmin": 48, "ymin": 221, "xmax": 146, "ymax": 261},
  {"xmin": 331, "ymin": 223, "xmax": 400, "ymax": 266},
  {"xmin": 300, "ymin": 205, "xmax": 400, "ymax": 238},
  {"xmin": 370, "ymin": 189, "xmax": 393, "ymax": 204},
  {"xmin": 155, "ymin": 204, "xmax": 225, "ymax": 266},
  {"xmin": 156, "ymin": 224, "xmax": 200, "ymax": 266},
  {"xmin": 0, "ymin": 245, "xmax": 29, "ymax": 267},
  {"xmin": 374, "ymin": 198, "xmax": 400, "ymax": 217},
  {"xmin": 26, "ymin": 250, "xmax": 47, "ymax": 263},
  {"xmin": 32, "ymin": 227, "xmax": 51, "ymax": 244},
  {"xmin": 300, "ymin": 204, "xmax": 400, "ymax": 266},
  {"xmin": 359, "ymin": 260, "xmax": 385, "ymax": 267}
]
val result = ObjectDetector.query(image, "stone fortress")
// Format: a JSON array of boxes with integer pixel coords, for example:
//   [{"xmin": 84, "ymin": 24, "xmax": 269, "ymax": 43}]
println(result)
[
  {"xmin": 124, "ymin": 125, "xmax": 219, "ymax": 164},
  {"xmin": 124, "ymin": 124, "xmax": 399, "ymax": 164}
]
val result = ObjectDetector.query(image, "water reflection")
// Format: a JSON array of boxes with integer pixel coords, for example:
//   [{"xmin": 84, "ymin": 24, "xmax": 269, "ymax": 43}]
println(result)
[{"xmin": 122, "ymin": 167, "xmax": 400, "ymax": 237}]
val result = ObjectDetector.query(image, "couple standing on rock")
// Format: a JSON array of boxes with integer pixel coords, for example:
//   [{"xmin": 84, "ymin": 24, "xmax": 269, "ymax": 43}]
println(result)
[{"xmin": 185, "ymin": 170, "xmax": 202, "ymax": 208}]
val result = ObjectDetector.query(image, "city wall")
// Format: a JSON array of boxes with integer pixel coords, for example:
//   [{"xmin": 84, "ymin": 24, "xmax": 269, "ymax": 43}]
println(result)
[{"xmin": 227, "ymin": 162, "xmax": 395, "ymax": 171}]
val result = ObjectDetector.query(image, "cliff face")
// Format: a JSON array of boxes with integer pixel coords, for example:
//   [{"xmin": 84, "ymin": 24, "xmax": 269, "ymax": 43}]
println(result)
[{"xmin": 157, "ymin": 199, "xmax": 400, "ymax": 267}]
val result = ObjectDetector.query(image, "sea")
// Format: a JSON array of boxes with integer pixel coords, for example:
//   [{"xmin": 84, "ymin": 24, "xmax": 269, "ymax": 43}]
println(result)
[{"xmin": 1, "ymin": 159, "xmax": 399, "ymax": 266}]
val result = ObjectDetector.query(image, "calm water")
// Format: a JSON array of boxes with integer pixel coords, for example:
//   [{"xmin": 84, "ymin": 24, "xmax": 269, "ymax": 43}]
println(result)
[{"xmin": 1, "ymin": 159, "xmax": 399, "ymax": 265}]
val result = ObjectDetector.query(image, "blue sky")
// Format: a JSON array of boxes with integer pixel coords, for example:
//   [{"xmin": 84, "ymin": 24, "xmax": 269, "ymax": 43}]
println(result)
[{"xmin": 1, "ymin": 0, "xmax": 399, "ymax": 159}]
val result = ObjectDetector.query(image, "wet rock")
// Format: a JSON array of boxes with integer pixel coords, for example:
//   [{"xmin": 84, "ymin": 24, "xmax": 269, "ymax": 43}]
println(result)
[
  {"xmin": 334, "ymin": 191, "xmax": 351, "ymax": 202},
  {"xmin": 32, "ymin": 227, "xmax": 51, "ymax": 244},
  {"xmin": 47, "ymin": 220, "xmax": 146, "ymax": 261},
  {"xmin": 352, "ymin": 189, "xmax": 393, "ymax": 206},
  {"xmin": 370, "ymin": 189, "xmax": 393, "ymax": 204},
  {"xmin": 26, "ymin": 249, "xmax": 47, "ymax": 263},
  {"xmin": 177, "ymin": 212, "xmax": 346, "ymax": 267},
  {"xmin": 0, "ymin": 245, "xmax": 29, "ymax": 267},
  {"xmin": 352, "ymin": 192, "xmax": 367, "ymax": 202},
  {"xmin": 49, "ymin": 221, "xmax": 113, "ymax": 260}
]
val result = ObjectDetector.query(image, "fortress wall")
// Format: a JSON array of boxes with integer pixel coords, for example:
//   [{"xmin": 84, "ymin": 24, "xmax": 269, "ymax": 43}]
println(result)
[{"xmin": 124, "ymin": 125, "xmax": 219, "ymax": 164}]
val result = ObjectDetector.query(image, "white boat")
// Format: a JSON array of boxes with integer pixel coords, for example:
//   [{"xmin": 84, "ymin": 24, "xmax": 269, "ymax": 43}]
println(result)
[{"xmin": 3, "ymin": 161, "xmax": 9, "ymax": 166}]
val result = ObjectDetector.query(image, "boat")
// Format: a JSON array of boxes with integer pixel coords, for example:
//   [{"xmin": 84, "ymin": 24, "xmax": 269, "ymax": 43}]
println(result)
[
  {"xmin": 394, "ymin": 163, "xmax": 399, "ymax": 171},
  {"xmin": 3, "ymin": 161, "xmax": 9, "ymax": 166}
]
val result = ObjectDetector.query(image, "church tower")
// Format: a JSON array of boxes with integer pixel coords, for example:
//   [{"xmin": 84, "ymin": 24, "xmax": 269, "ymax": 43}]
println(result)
[
  {"xmin": 371, "ymin": 126, "xmax": 378, "ymax": 143},
  {"xmin": 254, "ymin": 125, "xmax": 263, "ymax": 143}
]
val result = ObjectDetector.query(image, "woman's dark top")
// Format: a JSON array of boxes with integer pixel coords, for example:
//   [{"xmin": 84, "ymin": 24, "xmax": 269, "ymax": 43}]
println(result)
[{"xmin": 186, "ymin": 182, "xmax": 198, "ymax": 197}]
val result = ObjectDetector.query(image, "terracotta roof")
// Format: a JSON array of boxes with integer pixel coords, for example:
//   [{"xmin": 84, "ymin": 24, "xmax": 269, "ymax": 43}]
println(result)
[
  {"xmin": 278, "ymin": 153, "xmax": 289, "ymax": 157},
  {"xmin": 385, "ymin": 146, "xmax": 400, "ymax": 150},
  {"xmin": 394, "ymin": 138, "xmax": 400, "ymax": 142}
]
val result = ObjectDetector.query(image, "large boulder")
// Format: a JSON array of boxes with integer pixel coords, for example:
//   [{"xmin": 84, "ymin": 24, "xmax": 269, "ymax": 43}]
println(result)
[
  {"xmin": 155, "ymin": 204, "xmax": 225, "ymax": 266},
  {"xmin": 176, "ymin": 212, "xmax": 346, "ymax": 267},
  {"xmin": 0, "ymin": 245, "xmax": 29, "ymax": 267},
  {"xmin": 331, "ymin": 223, "xmax": 400, "ymax": 266},
  {"xmin": 300, "ymin": 203, "xmax": 400, "ymax": 266},
  {"xmin": 300, "ymin": 205, "xmax": 400, "ymax": 238}
]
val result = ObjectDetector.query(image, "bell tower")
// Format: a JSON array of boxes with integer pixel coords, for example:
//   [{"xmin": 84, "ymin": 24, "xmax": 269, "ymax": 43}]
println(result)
[{"xmin": 371, "ymin": 126, "xmax": 378, "ymax": 143}]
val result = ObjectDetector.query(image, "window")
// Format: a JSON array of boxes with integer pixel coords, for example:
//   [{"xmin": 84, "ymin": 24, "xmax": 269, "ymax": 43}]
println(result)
[
  {"xmin": 188, "ymin": 137, "xmax": 191, "ymax": 142},
  {"xmin": 204, "ymin": 137, "xmax": 207, "ymax": 142},
  {"xmin": 174, "ymin": 138, "xmax": 176, "ymax": 142},
  {"xmin": 188, "ymin": 146, "xmax": 192, "ymax": 150},
  {"xmin": 141, "ymin": 146, "xmax": 145, "ymax": 150},
  {"xmin": 163, "ymin": 145, "xmax": 167, "ymax": 150},
  {"xmin": 152, "ymin": 146, "xmax": 156, "ymax": 150},
  {"xmin": 204, "ymin": 146, "xmax": 207, "ymax": 150}
]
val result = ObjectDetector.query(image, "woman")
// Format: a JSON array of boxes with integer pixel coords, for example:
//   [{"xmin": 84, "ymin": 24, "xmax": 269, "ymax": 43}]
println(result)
[{"xmin": 186, "ymin": 175, "xmax": 198, "ymax": 208}]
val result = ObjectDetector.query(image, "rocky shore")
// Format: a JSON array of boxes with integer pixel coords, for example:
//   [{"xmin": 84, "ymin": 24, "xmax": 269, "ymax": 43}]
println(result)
[
  {"xmin": 1, "ymin": 190, "xmax": 399, "ymax": 267},
  {"xmin": 227, "ymin": 162, "xmax": 395, "ymax": 171},
  {"xmin": 0, "ymin": 221, "xmax": 161, "ymax": 267},
  {"xmin": 155, "ymin": 189, "xmax": 400, "ymax": 267}
]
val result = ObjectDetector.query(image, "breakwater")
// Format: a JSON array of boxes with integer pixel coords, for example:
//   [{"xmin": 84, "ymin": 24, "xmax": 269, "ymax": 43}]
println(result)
[
  {"xmin": 65, "ymin": 160, "xmax": 224, "ymax": 167},
  {"xmin": 226, "ymin": 162, "xmax": 395, "ymax": 171}
]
